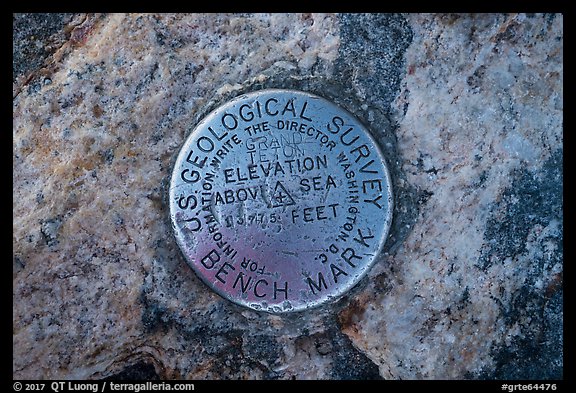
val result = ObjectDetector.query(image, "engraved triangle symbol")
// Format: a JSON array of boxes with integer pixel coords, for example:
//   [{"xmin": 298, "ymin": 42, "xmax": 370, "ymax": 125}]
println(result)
[{"xmin": 270, "ymin": 181, "xmax": 296, "ymax": 208}]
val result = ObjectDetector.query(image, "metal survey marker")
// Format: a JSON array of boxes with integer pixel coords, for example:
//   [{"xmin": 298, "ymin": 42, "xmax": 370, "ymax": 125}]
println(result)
[{"xmin": 169, "ymin": 89, "xmax": 393, "ymax": 313}]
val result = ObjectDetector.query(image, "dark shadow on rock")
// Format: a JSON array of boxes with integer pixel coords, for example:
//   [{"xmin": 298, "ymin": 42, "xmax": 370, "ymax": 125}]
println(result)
[
  {"xmin": 13, "ymin": 13, "xmax": 77, "ymax": 83},
  {"xmin": 102, "ymin": 362, "xmax": 161, "ymax": 381},
  {"xmin": 475, "ymin": 149, "xmax": 563, "ymax": 379}
]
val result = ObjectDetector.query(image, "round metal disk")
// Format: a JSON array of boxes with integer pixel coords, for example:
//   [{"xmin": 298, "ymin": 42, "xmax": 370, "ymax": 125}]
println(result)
[{"xmin": 169, "ymin": 89, "xmax": 393, "ymax": 313}]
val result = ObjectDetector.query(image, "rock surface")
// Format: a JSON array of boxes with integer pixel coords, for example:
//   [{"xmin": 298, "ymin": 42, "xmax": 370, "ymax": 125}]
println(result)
[{"xmin": 13, "ymin": 13, "xmax": 562, "ymax": 380}]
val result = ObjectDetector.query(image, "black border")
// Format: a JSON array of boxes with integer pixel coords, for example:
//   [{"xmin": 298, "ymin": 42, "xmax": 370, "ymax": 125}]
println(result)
[{"xmin": 10, "ymin": 7, "xmax": 570, "ymax": 388}]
